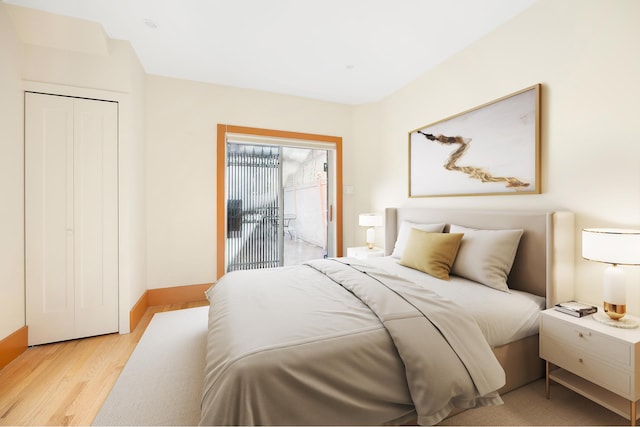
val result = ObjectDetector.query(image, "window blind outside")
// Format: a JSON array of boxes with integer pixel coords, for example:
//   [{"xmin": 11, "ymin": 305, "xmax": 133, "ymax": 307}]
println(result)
[{"xmin": 225, "ymin": 143, "xmax": 283, "ymax": 272}]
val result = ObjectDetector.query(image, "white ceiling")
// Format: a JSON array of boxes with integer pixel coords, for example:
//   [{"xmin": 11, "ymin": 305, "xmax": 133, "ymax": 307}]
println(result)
[{"xmin": 4, "ymin": 0, "xmax": 536, "ymax": 104}]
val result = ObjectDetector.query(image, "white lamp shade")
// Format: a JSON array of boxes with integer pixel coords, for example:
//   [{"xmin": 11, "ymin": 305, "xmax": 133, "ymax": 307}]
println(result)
[
  {"xmin": 582, "ymin": 228, "xmax": 640, "ymax": 265},
  {"xmin": 359, "ymin": 213, "xmax": 383, "ymax": 227}
]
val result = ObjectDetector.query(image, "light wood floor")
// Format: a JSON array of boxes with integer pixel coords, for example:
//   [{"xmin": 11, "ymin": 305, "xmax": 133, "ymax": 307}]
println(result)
[{"xmin": 0, "ymin": 301, "xmax": 209, "ymax": 426}]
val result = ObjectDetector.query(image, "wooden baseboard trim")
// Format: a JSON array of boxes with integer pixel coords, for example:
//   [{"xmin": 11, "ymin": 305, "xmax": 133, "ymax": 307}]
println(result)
[
  {"xmin": 129, "ymin": 291, "xmax": 149, "ymax": 332},
  {"xmin": 148, "ymin": 283, "xmax": 212, "ymax": 306},
  {"xmin": 128, "ymin": 283, "xmax": 211, "ymax": 331},
  {"xmin": 0, "ymin": 326, "xmax": 28, "ymax": 370}
]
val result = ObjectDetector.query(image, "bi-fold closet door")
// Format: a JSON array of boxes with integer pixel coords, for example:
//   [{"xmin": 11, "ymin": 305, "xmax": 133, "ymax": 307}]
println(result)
[{"xmin": 25, "ymin": 92, "xmax": 119, "ymax": 346}]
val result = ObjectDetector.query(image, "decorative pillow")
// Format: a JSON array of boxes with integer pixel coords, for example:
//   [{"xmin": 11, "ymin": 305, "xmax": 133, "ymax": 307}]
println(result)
[
  {"xmin": 391, "ymin": 221, "xmax": 446, "ymax": 258},
  {"xmin": 449, "ymin": 224, "xmax": 524, "ymax": 292},
  {"xmin": 399, "ymin": 229, "xmax": 463, "ymax": 281}
]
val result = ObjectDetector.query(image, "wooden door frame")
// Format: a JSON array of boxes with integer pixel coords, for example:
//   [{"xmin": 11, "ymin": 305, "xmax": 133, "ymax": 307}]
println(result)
[{"xmin": 216, "ymin": 124, "xmax": 343, "ymax": 279}]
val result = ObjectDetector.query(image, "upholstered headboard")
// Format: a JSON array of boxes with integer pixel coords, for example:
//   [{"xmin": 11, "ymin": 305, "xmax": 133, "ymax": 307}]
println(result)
[{"xmin": 384, "ymin": 208, "xmax": 575, "ymax": 307}]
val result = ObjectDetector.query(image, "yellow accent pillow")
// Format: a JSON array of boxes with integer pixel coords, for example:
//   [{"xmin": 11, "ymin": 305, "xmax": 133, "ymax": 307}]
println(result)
[{"xmin": 399, "ymin": 229, "xmax": 464, "ymax": 280}]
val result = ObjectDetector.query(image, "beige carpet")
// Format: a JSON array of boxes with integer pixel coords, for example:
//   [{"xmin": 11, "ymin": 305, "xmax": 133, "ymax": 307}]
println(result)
[
  {"xmin": 441, "ymin": 378, "xmax": 627, "ymax": 426},
  {"xmin": 92, "ymin": 306, "xmax": 208, "ymax": 426},
  {"xmin": 93, "ymin": 306, "xmax": 629, "ymax": 426}
]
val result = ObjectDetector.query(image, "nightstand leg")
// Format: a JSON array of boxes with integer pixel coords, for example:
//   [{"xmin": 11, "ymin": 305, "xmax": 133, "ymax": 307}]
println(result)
[
  {"xmin": 631, "ymin": 400, "xmax": 636, "ymax": 426},
  {"xmin": 545, "ymin": 361, "xmax": 550, "ymax": 399}
]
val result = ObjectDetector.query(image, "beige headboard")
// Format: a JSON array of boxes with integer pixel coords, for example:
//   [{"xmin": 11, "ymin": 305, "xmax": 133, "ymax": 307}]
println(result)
[{"xmin": 384, "ymin": 208, "xmax": 575, "ymax": 307}]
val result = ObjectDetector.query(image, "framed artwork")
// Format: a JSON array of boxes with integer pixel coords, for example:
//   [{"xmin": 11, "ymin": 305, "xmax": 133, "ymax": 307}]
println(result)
[{"xmin": 409, "ymin": 84, "xmax": 540, "ymax": 197}]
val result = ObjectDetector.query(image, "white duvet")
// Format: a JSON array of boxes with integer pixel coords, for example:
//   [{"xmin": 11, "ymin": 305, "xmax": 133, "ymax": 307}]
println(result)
[{"xmin": 374, "ymin": 256, "xmax": 546, "ymax": 347}]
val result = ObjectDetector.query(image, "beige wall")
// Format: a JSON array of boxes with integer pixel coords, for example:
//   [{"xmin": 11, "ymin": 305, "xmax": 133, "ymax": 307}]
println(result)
[
  {"xmin": 2, "ymin": 0, "xmax": 640, "ymax": 343},
  {"xmin": 144, "ymin": 75, "xmax": 353, "ymax": 288},
  {"xmin": 351, "ymin": 0, "xmax": 640, "ymax": 312},
  {"xmin": 0, "ymin": 3, "xmax": 25, "ymax": 340},
  {"xmin": 0, "ymin": 3, "xmax": 148, "ymax": 337}
]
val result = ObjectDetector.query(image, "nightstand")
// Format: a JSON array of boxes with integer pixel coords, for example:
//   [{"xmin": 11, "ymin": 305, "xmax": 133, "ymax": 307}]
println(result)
[
  {"xmin": 346, "ymin": 246, "xmax": 384, "ymax": 259},
  {"xmin": 540, "ymin": 308, "xmax": 640, "ymax": 425}
]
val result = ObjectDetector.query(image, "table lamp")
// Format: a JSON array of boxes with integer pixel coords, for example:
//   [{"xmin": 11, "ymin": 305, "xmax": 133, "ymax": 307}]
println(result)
[
  {"xmin": 582, "ymin": 228, "xmax": 640, "ymax": 327},
  {"xmin": 359, "ymin": 213, "xmax": 383, "ymax": 249}
]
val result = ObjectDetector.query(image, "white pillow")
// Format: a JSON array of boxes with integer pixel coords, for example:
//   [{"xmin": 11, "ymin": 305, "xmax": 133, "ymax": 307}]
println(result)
[
  {"xmin": 391, "ymin": 221, "xmax": 446, "ymax": 258},
  {"xmin": 449, "ymin": 224, "xmax": 524, "ymax": 292}
]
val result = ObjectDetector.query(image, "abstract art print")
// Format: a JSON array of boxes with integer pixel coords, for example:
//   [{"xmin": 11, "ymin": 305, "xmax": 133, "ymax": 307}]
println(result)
[{"xmin": 409, "ymin": 84, "xmax": 540, "ymax": 197}]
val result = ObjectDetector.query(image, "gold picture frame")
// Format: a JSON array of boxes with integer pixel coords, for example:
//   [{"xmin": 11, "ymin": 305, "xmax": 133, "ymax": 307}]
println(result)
[{"xmin": 409, "ymin": 84, "xmax": 541, "ymax": 197}]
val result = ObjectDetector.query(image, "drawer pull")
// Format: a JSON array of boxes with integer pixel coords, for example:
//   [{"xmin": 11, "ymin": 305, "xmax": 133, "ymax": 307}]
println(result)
[
  {"xmin": 578, "ymin": 358, "xmax": 584, "ymax": 364},
  {"xmin": 578, "ymin": 332, "xmax": 583, "ymax": 338}
]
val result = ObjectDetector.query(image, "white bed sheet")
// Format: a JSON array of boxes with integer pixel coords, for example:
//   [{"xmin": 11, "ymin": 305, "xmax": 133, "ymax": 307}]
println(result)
[{"xmin": 373, "ymin": 256, "xmax": 546, "ymax": 347}]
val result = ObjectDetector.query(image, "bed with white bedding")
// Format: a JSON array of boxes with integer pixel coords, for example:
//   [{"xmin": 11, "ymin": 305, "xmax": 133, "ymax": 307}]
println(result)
[
  {"xmin": 373, "ymin": 257, "xmax": 546, "ymax": 348},
  {"xmin": 200, "ymin": 208, "xmax": 575, "ymax": 425}
]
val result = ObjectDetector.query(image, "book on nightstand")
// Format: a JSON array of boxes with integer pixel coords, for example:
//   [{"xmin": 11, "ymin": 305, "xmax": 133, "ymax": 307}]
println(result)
[{"xmin": 554, "ymin": 301, "xmax": 598, "ymax": 317}]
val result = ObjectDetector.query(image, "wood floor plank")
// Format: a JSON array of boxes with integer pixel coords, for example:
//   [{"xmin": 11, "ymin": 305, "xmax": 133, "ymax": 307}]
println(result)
[{"xmin": 0, "ymin": 301, "xmax": 209, "ymax": 426}]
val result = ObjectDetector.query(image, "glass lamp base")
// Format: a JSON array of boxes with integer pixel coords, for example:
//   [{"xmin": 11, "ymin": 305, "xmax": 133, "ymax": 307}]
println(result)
[{"xmin": 593, "ymin": 312, "xmax": 638, "ymax": 329}]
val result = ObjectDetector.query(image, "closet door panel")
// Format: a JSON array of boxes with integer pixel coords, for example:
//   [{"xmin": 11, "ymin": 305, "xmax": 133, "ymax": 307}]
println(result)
[
  {"xmin": 25, "ymin": 93, "xmax": 76, "ymax": 346},
  {"xmin": 73, "ymin": 98, "xmax": 119, "ymax": 337}
]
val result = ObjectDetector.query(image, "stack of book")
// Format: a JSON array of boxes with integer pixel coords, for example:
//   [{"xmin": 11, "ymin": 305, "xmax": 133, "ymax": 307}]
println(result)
[{"xmin": 554, "ymin": 301, "xmax": 598, "ymax": 317}]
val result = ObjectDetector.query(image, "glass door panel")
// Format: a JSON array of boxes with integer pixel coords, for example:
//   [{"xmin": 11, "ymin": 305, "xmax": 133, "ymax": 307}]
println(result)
[{"xmin": 226, "ymin": 143, "xmax": 281, "ymax": 272}]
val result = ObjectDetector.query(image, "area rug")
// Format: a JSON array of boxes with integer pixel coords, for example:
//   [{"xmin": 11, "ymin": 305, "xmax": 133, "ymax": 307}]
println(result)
[
  {"xmin": 440, "ymin": 377, "xmax": 628, "ymax": 426},
  {"xmin": 92, "ymin": 306, "xmax": 208, "ymax": 426}
]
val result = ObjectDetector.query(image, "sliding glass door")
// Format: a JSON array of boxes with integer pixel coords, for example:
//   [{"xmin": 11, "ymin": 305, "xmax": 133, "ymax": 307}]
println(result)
[{"xmin": 225, "ymin": 141, "xmax": 330, "ymax": 272}]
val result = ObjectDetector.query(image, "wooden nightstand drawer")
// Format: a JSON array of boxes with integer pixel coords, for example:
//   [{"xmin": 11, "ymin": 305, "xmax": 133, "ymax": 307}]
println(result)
[
  {"xmin": 542, "ymin": 332, "xmax": 632, "ymax": 397},
  {"xmin": 541, "ymin": 313, "xmax": 632, "ymax": 368}
]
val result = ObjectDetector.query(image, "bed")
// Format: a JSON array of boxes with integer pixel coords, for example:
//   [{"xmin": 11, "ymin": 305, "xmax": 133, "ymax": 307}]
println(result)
[{"xmin": 200, "ymin": 208, "xmax": 575, "ymax": 425}]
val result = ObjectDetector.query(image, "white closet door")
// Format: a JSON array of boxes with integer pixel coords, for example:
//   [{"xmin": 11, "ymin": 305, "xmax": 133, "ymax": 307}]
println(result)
[
  {"xmin": 72, "ymin": 97, "xmax": 119, "ymax": 339},
  {"xmin": 25, "ymin": 93, "xmax": 75, "ymax": 345},
  {"xmin": 25, "ymin": 92, "xmax": 118, "ymax": 346}
]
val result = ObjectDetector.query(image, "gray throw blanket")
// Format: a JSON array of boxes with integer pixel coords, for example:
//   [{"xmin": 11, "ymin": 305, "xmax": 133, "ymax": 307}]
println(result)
[{"xmin": 201, "ymin": 258, "xmax": 504, "ymax": 425}]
